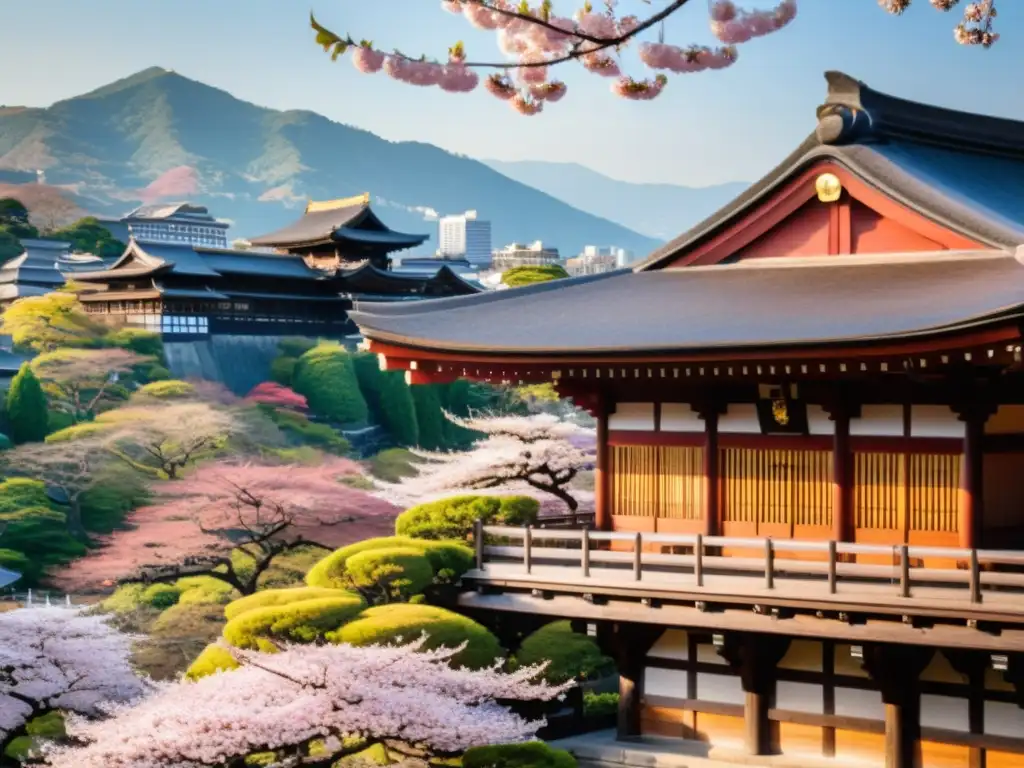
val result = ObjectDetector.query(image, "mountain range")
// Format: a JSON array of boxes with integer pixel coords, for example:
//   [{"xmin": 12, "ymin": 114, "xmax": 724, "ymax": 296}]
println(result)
[
  {"xmin": 482, "ymin": 159, "xmax": 749, "ymax": 241},
  {"xmin": 0, "ymin": 67, "xmax": 745, "ymax": 257}
]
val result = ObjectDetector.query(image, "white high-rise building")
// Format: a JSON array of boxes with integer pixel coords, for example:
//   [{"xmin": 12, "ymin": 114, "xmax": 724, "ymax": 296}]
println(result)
[{"xmin": 438, "ymin": 211, "xmax": 492, "ymax": 268}]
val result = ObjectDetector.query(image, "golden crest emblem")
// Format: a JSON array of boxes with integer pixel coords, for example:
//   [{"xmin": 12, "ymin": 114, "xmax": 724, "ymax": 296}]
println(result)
[
  {"xmin": 815, "ymin": 172, "xmax": 842, "ymax": 203},
  {"xmin": 771, "ymin": 397, "xmax": 790, "ymax": 426}
]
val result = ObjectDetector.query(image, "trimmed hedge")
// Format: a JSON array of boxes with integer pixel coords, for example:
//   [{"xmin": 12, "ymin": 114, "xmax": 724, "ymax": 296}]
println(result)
[
  {"xmin": 277, "ymin": 337, "xmax": 318, "ymax": 358},
  {"xmin": 328, "ymin": 603, "xmax": 503, "ymax": 670},
  {"xmin": 141, "ymin": 583, "xmax": 181, "ymax": 610},
  {"xmin": 136, "ymin": 380, "xmax": 195, "ymax": 399},
  {"xmin": 344, "ymin": 547, "xmax": 435, "ymax": 601},
  {"xmin": 265, "ymin": 408, "xmax": 350, "ymax": 455},
  {"xmin": 222, "ymin": 593, "xmax": 367, "ymax": 651},
  {"xmin": 305, "ymin": 536, "xmax": 473, "ymax": 591},
  {"xmin": 439, "ymin": 379, "xmax": 478, "ymax": 449},
  {"xmin": 501, "ymin": 264, "xmax": 569, "ymax": 287},
  {"xmin": 513, "ymin": 621, "xmax": 614, "ymax": 684},
  {"xmin": 185, "ymin": 643, "xmax": 241, "ymax": 680},
  {"xmin": 106, "ymin": 327, "xmax": 165, "ymax": 359},
  {"xmin": 463, "ymin": 742, "xmax": 577, "ymax": 767},
  {"xmin": 410, "ymin": 384, "xmax": 446, "ymax": 450},
  {"xmin": 6, "ymin": 364, "xmax": 48, "ymax": 444},
  {"xmin": 395, "ymin": 495, "xmax": 539, "ymax": 541},
  {"xmin": 291, "ymin": 344, "xmax": 368, "ymax": 425},
  {"xmin": 269, "ymin": 356, "xmax": 297, "ymax": 386},
  {"xmin": 352, "ymin": 353, "xmax": 419, "ymax": 447},
  {"xmin": 223, "ymin": 586, "xmax": 350, "ymax": 621}
]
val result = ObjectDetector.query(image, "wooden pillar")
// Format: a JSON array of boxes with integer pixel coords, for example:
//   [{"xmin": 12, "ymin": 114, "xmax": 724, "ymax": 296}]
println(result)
[
  {"xmin": 957, "ymin": 408, "xmax": 988, "ymax": 550},
  {"xmin": 947, "ymin": 650, "xmax": 988, "ymax": 768},
  {"xmin": 596, "ymin": 623, "xmax": 661, "ymax": 742},
  {"xmin": 827, "ymin": 403, "xmax": 855, "ymax": 544},
  {"xmin": 863, "ymin": 644, "xmax": 933, "ymax": 768},
  {"xmin": 719, "ymin": 633, "xmax": 790, "ymax": 756},
  {"xmin": 595, "ymin": 395, "xmax": 612, "ymax": 532},
  {"xmin": 695, "ymin": 402, "xmax": 722, "ymax": 537}
]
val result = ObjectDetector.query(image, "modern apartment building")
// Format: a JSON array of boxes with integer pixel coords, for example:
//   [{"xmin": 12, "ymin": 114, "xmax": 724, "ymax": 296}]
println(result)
[
  {"xmin": 490, "ymin": 240, "xmax": 561, "ymax": 271},
  {"xmin": 437, "ymin": 211, "xmax": 492, "ymax": 268}
]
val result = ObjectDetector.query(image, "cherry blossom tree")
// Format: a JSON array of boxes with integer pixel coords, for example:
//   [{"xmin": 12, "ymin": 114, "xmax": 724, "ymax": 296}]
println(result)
[
  {"xmin": 311, "ymin": 0, "xmax": 997, "ymax": 115},
  {"xmin": 245, "ymin": 382, "xmax": 309, "ymax": 411},
  {"xmin": 380, "ymin": 413, "xmax": 594, "ymax": 511},
  {"xmin": 0, "ymin": 606, "xmax": 148, "ymax": 757},
  {"xmin": 51, "ymin": 459, "xmax": 401, "ymax": 594},
  {"xmin": 106, "ymin": 402, "xmax": 240, "ymax": 479},
  {"xmin": 44, "ymin": 636, "xmax": 571, "ymax": 768},
  {"xmin": 31, "ymin": 348, "xmax": 151, "ymax": 421}
]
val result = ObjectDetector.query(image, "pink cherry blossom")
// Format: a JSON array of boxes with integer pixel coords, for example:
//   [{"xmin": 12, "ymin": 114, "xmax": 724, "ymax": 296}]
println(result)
[
  {"xmin": 613, "ymin": 74, "xmax": 668, "ymax": 101},
  {"xmin": 529, "ymin": 81, "xmax": 567, "ymax": 102},
  {"xmin": 0, "ymin": 607, "xmax": 147, "ymax": 748},
  {"xmin": 351, "ymin": 46, "xmax": 385, "ymax": 73},
  {"xmin": 44, "ymin": 637, "xmax": 572, "ymax": 768},
  {"xmin": 439, "ymin": 62, "xmax": 480, "ymax": 92},
  {"xmin": 581, "ymin": 53, "xmax": 621, "ymax": 77},
  {"xmin": 517, "ymin": 61, "xmax": 548, "ymax": 84},
  {"xmin": 441, "ymin": 0, "xmax": 462, "ymax": 13},
  {"xmin": 510, "ymin": 93, "xmax": 544, "ymax": 116},
  {"xmin": 484, "ymin": 73, "xmax": 517, "ymax": 100}
]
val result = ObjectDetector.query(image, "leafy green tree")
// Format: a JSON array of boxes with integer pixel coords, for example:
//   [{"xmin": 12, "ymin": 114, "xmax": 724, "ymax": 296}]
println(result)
[
  {"xmin": 379, "ymin": 371, "xmax": 419, "ymax": 446},
  {"xmin": 0, "ymin": 228, "xmax": 22, "ymax": 262},
  {"xmin": 463, "ymin": 742, "xmax": 577, "ymax": 768},
  {"xmin": 1, "ymin": 291, "xmax": 107, "ymax": 351},
  {"xmin": 291, "ymin": 343, "xmax": 369, "ymax": 424},
  {"xmin": 5, "ymin": 364, "xmax": 48, "ymax": 444},
  {"xmin": 513, "ymin": 621, "xmax": 614, "ymax": 684},
  {"xmin": 410, "ymin": 384, "xmax": 446, "ymax": 450},
  {"xmin": 501, "ymin": 264, "xmax": 569, "ymax": 287},
  {"xmin": 395, "ymin": 495, "xmax": 539, "ymax": 540},
  {"xmin": 48, "ymin": 216, "xmax": 126, "ymax": 258},
  {"xmin": 0, "ymin": 198, "xmax": 38, "ymax": 239}
]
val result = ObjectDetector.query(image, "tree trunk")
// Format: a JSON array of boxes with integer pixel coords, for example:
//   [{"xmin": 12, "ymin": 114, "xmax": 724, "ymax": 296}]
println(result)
[{"xmin": 526, "ymin": 478, "xmax": 579, "ymax": 511}]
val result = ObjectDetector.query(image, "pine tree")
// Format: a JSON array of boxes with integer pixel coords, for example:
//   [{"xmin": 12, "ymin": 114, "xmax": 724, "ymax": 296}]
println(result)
[
  {"xmin": 6, "ymin": 364, "xmax": 49, "ymax": 444},
  {"xmin": 411, "ymin": 385, "xmax": 446, "ymax": 451}
]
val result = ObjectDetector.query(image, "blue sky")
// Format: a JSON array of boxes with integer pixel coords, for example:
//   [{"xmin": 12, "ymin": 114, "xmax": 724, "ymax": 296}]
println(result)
[{"xmin": 0, "ymin": 1, "xmax": 1020, "ymax": 187}]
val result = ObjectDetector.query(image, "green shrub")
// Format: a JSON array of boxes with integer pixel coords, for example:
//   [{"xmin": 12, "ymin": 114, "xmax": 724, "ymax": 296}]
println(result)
[
  {"xmin": 141, "ymin": 583, "xmax": 182, "ymax": 610},
  {"xmin": 0, "ymin": 548, "xmax": 28, "ymax": 585},
  {"xmin": 368, "ymin": 448, "xmax": 421, "ymax": 483},
  {"xmin": 175, "ymin": 576, "xmax": 238, "ymax": 606},
  {"xmin": 395, "ymin": 495, "xmax": 539, "ymax": 541},
  {"xmin": 438, "ymin": 379, "xmax": 478, "ymax": 449},
  {"xmin": 463, "ymin": 742, "xmax": 577, "ymax": 768},
  {"xmin": 351, "ymin": 352, "xmax": 385, "ymax": 422},
  {"xmin": 270, "ymin": 356, "xmax": 297, "ymax": 386},
  {"xmin": 305, "ymin": 536, "xmax": 473, "ymax": 591},
  {"xmin": 136, "ymin": 379, "xmax": 195, "ymax": 399},
  {"xmin": 345, "ymin": 547, "xmax": 435, "ymax": 602},
  {"xmin": 44, "ymin": 421, "xmax": 114, "ymax": 443},
  {"xmin": 101, "ymin": 583, "xmax": 148, "ymax": 614},
  {"xmin": 223, "ymin": 586, "xmax": 350, "ymax": 621},
  {"xmin": 410, "ymin": 384, "xmax": 446, "ymax": 450},
  {"xmin": 514, "ymin": 621, "xmax": 614, "ymax": 684},
  {"xmin": 0, "ymin": 479, "xmax": 86, "ymax": 582},
  {"xmin": 106, "ymin": 327, "xmax": 166, "ymax": 359},
  {"xmin": 379, "ymin": 371, "xmax": 419, "ymax": 446},
  {"xmin": 0, "ymin": 433, "xmax": 12, "ymax": 452},
  {"xmin": 79, "ymin": 465, "xmax": 151, "ymax": 533},
  {"xmin": 2, "ymin": 712, "xmax": 68, "ymax": 763},
  {"xmin": 46, "ymin": 409, "xmax": 74, "ymax": 435},
  {"xmin": 185, "ymin": 643, "xmax": 241, "ymax": 680},
  {"xmin": 501, "ymin": 264, "xmax": 570, "ymax": 287},
  {"xmin": 329, "ymin": 603, "xmax": 503, "ymax": 670},
  {"xmin": 277, "ymin": 337, "xmax": 318, "ymax": 358},
  {"xmin": 5, "ymin": 363, "xmax": 48, "ymax": 444},
  {"xmin": 139, "ymin": 364, "xmax": 171, "ymax": 382},
  {"xmin": 292, "ymin": 344, "xmax": 369, "ymax": 425},
  {"xmin": 266, "ymin": 408, "xmax": 350, "ymax": 455},
  {"xmin": 584, "ymin": 691, "xmax": 619, "ymax": 717},
  {"xmin": 222, "ymin": 593, "xmax": 366, "ymax": 651}
]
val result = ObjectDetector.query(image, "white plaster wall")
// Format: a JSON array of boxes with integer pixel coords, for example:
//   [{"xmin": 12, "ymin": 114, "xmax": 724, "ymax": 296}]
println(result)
[
  {"xmin": 718, "ymin": 403, "xmax": 760, "ymax": 434},
  {"xmin": 648, "ymin": 630, "xmax": 689, "ymax": 660},
  {"xmin": 807, "ymin": 404, "xmax": 834, "ymax": 436},
  {"xmin": 696, "ymin": 673, "xmax": 745, "ymax": 705},
  {"xmin": 833, "ymin": 687, "xmax": 884, "ymax": 721},
  {"xmin": 910, "ymin": 406, "xmax": 965, "ymax": 439},
  {"xmin": 644, "ymin": 668, "xmax": 689, "ymax": 699},
  {"xmin": 986, "ymin": 405, "xmax": 1024, "ymax": 435},
  {"xmin": 920, "ymin": 694, "xmax": 969, "ymax": 731},
  {"xmin": 850, "ymin": 404, "xmax": 904, "ymax": 437},
  {"xmin": 609, "ymin": 402, "xmax": 655, "ymax": 431},
  {"xmin": 661, "ymin": 403, "xmax": 704, "ymax": 433},
  {"xmin": 776, "ymin": 682, "xmax": 824, "ymax": 714},
  {"xmin": 985, "ymin": 701, "xmax": 1024, "ymax": 737}
]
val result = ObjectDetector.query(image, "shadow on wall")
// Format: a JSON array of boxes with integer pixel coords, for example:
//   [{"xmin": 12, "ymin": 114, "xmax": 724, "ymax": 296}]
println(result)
[{"xmin": 163, "ymin": 335, "xmax": 356, "ymax": 395}]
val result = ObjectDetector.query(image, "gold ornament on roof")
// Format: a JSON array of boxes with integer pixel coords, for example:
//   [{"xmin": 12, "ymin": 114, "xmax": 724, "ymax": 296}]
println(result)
[
  {"xmin": 771, "ymin": 396, "xmax": 790, "ymax": 426},
  {"xmin": 815, "ymin": 172, "xmax": 842, "ymax": 203},
  {"xmin": 305, "ymin": 192, "xmax": 371, "ymax": 214}
]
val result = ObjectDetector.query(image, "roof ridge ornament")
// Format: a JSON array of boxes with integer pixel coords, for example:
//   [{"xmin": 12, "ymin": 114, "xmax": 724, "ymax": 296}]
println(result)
[{"xmin": 305, "ymin": 193, "xmax": 371, "ymax": 214}]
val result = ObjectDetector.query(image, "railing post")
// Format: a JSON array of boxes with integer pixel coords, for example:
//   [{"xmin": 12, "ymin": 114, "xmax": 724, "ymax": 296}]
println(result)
[
  {"xmin": 969, "ymin": 549, "xmax": 982, "ymax": 604},
  {"xmin": 695, "ymin": 533, "xmax": 704, "ymax": 588},
  {"xmin": 827, "ymin": 540, "xmax": 837, "ymax": 595},
  {"xmin": 581, "ymin": 528, "xmax": 591, "ymax": 578},
  {"xmin": 899, "ymin": 544, "xmax": 910, "ymax": 598},
  {"xmin": 634, "ymin": 532, "xmax": 642, "ymax": 581},
  {"xmin": 524, "ymin": 526, "xmax": 533, "ymax": 575},
  {"xmin": 765, "ymin": 538, "xmax": 774, "ymax": 590},
  {"xmin": 474, "ymin": 518, "xmax": 484, "ymax": 571}
]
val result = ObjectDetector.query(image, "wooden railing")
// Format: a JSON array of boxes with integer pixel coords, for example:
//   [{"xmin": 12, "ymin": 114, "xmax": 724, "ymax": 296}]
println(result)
[
  {"xmin": 535, "ymin": 512, "xmax": 595, "ymax": 529},
  {"xmin": 470, "ymin": 521, "xmax": 1024, "ymax": 606}
]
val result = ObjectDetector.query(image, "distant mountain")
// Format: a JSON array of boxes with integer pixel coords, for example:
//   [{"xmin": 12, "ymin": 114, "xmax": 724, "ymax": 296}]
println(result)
[
  {"xmin": 0, "ymin": 67, "xmax": 661, "ymax": 256},
  {"xmin": 483, "ymin": 159, "xmax": 750, "ymax": 242}
]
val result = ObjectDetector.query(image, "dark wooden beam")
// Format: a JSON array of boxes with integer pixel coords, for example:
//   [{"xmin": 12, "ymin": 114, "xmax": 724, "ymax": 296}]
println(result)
[
  {"xmin": 861, "ymin": 644, "xmax": 934, "ymax": 768},
  {"xmin": 595, "ymin": 393, "xmax": 611, "ymax": 532},
  {"xmin": 595, "ymin": 623, "xmax": 662, "ymax": 741},
  {"xmin": 718, "ymin": 633, "xmax": 791, "ymax": 755}
]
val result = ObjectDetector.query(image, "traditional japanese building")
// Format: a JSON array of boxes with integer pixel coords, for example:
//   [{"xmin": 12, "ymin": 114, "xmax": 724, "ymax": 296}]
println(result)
[
  {"xmin": 351, "ymin": 73, "xmax": 1024, "ymax": 768},
  {"xmin": 246, "ymin": 193, "xmax": 429, "ymax": 270},
  {"xmin": 71, "ymin": 196, "xmax": 477, "ymax": 337}
]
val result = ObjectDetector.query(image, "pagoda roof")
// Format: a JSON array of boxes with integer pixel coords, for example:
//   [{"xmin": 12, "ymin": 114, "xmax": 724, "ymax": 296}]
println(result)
[
  {"xmin": 248, "ymin": 193, "xmax": 428, "ymax": 250},
  {"xmin": 340, "ymin": 262, "xmax": 481, "ymax": 297},
  {"xmin": 0, "ymin": 239, "xmax": 74, "ymax": 299},
  {"xmin": 637, "ymin": 71, "xmax": 1024, "ymax": 270},
  {"xmin": 351, "ymin": 250, "xmax": 1024, "ymax": 357}
]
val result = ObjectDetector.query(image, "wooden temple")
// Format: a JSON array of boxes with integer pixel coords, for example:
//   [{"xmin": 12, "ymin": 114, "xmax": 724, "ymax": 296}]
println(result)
[
  {"xmin": 351, "ymin": 73, "xmax": 1024, "ymax": 767},
  {"xmin": 72, "ymin": 195, "xmax": 478, "ymax": 336}
]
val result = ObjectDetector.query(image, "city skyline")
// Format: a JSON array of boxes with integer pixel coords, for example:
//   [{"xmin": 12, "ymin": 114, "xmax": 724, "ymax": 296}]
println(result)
[{"xmin": 1, "ymin": 1, "xmax": 1020, "ymax": 189}]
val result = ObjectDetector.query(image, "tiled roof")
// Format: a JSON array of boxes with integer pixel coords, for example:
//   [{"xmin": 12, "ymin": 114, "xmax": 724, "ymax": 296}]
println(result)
[{"xmin": 247, "ymin": 203, "xmax": 367, "ymax": 247}]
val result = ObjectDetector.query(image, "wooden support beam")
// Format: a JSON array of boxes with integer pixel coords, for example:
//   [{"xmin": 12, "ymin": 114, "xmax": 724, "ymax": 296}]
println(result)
[
  {"xmin": 862, "ymin": 644, "xmax": 933, "ymax": 768},
  {"xmin": 946, "ymin": 650, "xmax": 988, "ymax": 768},
  {"xmin": 830, "ymin": 405, "xmax": 853, "ymax": 544},
  {"xmin": 695, "ymin": 400, "xmax": 723, "ymax": 537},
  {"xmin": 595, "ymin": 394, "xmax": 611, "ymax": 532},
  {"xmin": 959, "ymin": 408, "xmax": 988, "ymax": 550},
  {"xmin": 718, "ymin": 633, "xmax": 791, "ymax": 756},
  {"xmin": 595, "ymin": 623, "xmax": 661, "ymax": 742}
]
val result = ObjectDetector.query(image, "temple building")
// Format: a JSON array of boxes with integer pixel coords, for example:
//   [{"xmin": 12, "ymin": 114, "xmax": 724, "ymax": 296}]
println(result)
[
  {"xmin": 352, "ymin": 73, "xmax": 1024, "ymax": 767},
  {"xmin": 70, "ymin": 195, "xmax": 478, "ymax": 337},
  {"xmin": 98, "ymin": 203, "xmax": 231, "ymax": 249}
]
